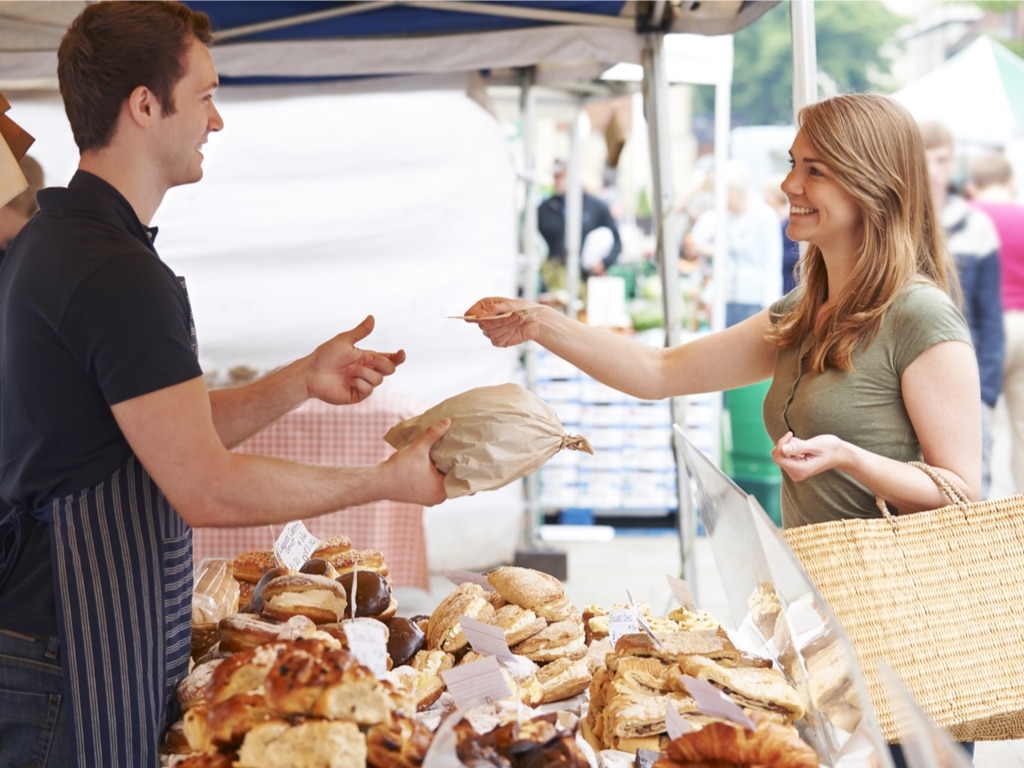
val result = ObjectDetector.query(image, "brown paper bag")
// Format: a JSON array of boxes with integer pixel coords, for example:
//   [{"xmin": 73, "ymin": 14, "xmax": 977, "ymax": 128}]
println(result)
[{"xmin": 383, "ymin": 383, "xmax": 592, "ymax": 498}]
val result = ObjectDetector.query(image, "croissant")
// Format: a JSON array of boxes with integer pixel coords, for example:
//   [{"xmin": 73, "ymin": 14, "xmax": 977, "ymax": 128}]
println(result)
[{"xmin": 661, "ymin": 717, "xmax": 818, "ymax": 768}]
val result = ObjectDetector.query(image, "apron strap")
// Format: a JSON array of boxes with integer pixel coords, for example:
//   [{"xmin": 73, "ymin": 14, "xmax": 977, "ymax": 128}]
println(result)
[{"xmin": 0, "ymin": 503, "xmax": 51, "ymax": 593}]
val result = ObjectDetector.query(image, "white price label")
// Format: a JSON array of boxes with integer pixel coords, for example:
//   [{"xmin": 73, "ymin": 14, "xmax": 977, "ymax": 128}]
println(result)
[
  {"xmin": 273, "ymin": 521, "xmax": 320, "ymax": 570},
  {"xmin": 441, "ymin": 655, "xmax": 512, "ymax": 710},
  {"xmin": 343, "ymin": 620, "xmax": 389, "ymax": 679},
  {"xmin": 677, "ymin": 675, "xmax": 756, "ymax": 730},
  {"xmin": 607, "ymin": 608, "xmax": 639, "ymax": 647},
  {"xmin": 444, "ymin": 569, "xmax": 493, "ymax": 590},
  {"xmin": 665, "ymin": 702, "xmax": 693, "ymax": 740},
  {"xmin": 666, "ymin": 574, "xmax": 698, "ymax": 611},
  {"xmin": 461, "ymin": 616, "xmax": 514, "ymax": 659}
]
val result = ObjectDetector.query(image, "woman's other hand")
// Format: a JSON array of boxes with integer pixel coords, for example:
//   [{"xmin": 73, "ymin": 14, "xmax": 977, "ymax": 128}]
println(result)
[{"xmin": 773, "ymin": 431, "xmax": 851, "ymax": 482}]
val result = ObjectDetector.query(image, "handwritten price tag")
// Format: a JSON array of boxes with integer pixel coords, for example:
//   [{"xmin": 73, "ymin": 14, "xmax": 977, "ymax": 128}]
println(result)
[
  {"xmin": 444, "ymin": 569, "xmax": 493, "ymax": 590},
  {"xmin": 461, "ymin": 616, "xmax": 514, "ymax": 660},
  {"xmin": 666, "ymin": 574, "xmax": 698, "ymax": 611},
  {"xmin": 441, "ymin": 655, "xmax": 512, "ymax": 710},
  {"xmin": 343, "ymin": 620, "xmax": 389, "ymax": 679},
  {"xmin": 274, "ymin": 521, "xmax": 320, "ymax": 570}
]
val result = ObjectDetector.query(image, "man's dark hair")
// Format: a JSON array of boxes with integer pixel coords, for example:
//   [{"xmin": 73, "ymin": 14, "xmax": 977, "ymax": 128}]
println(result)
[{"xmin": 57, "ymin": 1, "xmax": 213, "ymax": 152}]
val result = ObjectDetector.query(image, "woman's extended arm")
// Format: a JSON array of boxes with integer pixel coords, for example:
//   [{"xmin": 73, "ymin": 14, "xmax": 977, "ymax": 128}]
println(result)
[{"xmin": 464, "ymin": 296, "xmax": 778, "ymax": 400}]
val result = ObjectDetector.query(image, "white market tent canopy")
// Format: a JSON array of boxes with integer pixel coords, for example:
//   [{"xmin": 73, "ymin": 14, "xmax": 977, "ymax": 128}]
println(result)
[{"xmin": 892, "ymin": 34, "xmax": 1024, "ymax": 149}]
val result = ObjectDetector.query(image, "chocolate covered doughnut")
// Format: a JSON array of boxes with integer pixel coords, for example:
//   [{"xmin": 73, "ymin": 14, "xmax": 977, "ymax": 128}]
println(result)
[
  {"xmin": 382, "ymin": 616, "xmax": 426, "ymax": 668},
  {"xmin": 336, "ymin": 570, "xmax": 392, "ymax": 618}
]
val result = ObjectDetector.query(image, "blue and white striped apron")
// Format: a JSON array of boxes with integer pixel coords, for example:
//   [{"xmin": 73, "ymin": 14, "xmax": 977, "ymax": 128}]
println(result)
[{"xmin": 48, "ymin": 452, "xmax": 193, "ymax": 766}]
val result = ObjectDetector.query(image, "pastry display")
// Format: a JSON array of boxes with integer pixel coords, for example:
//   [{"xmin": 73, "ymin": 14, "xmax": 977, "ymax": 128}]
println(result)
[{"xmin": 179, "ymin": 548, "xmax": 827, "ymax": 768}]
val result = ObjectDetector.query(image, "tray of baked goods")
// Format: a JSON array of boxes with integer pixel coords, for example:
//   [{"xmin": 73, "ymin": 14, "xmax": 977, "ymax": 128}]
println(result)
[
  {"xmin": 169, "ymin": 487, "xmax": 968, "ymax": 768},
  {"xmin": 171, "ymin": 530, "xmax": 823, "ymax": 768}
]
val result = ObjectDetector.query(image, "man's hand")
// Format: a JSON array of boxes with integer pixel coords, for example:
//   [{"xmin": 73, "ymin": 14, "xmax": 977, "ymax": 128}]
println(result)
[
  {"xmin": 305, "ymin": 315, "xmax": 406, "ymax": 405},
  {"xmin": 383, "ymin": 418, "xmax": 451, "ymax": 506}
]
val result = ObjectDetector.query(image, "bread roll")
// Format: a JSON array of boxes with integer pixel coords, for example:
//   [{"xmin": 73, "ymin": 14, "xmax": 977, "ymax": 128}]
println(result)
[
  {"xmin": 536, "ymin": 656, "xmax": 592, "ymax": 703},
  {"xmin": 426, "ymin": 582, "xmax": 495, "ymax": 653},
  {"xmin": 486, "ymin": 566, "xmax": 565, "ymax": 609},
  {"xmin": 235, "ymin": 719, "xmax": 367, "ymax": 768}
]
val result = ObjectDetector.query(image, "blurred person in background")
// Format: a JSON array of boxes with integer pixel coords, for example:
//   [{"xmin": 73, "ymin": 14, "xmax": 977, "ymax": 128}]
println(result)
[
  {"xmin": 920, "ymin": 121, "xmax": 1003, "ymax": 499},
  {"xmin": 763, "ymin": 175, "xmax": 801, "ymax": 294},
  {"xmin": 967, "ymin": 151, "xmax": 1024, "ymax": 493},
  {"xmin": 537, "ymin": 158, "xmax": 622, "ymax": 292},
  {"xmin": 685, "ymin": 159, "xmax": 783, "ymax": 327},
  {"xmin": 0, "ymin": 154, "xmax": 43, "ymax": 265}
]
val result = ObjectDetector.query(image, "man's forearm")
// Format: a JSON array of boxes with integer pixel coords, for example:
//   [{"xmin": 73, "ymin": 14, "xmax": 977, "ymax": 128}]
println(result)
[{"xmin": 208, "ymin": 357, "xmax": 310, "ymax": 448}]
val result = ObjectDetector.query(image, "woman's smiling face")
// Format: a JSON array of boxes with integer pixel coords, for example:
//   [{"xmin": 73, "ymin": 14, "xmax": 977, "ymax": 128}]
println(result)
[{"xmin": 781, "ymin": 129, "xmax": 863, "ymax": 254}]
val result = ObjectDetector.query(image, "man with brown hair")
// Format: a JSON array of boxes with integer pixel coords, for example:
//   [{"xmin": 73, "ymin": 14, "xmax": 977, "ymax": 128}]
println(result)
[{"xmin": 0, "ymin": 4, "xmax": 448, "ymax": 765}]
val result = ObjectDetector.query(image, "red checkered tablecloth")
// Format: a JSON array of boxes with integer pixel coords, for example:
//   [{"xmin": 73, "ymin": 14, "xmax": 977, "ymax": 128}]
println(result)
[{"xmin": 191, "ymin": 391, "xmax": 431, "ymax": 589}]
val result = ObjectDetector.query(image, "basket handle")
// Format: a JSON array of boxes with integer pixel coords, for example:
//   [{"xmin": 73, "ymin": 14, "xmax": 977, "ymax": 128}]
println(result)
[{"xmin": 874, "ymin": 460, "xmax": 971, "ymax": 518}]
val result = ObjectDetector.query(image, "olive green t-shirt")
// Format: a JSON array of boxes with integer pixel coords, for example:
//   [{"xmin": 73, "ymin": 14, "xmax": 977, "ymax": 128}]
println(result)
[{"xmin": 763, "ymin": 283, "xmax": 972, "ymax": 528}]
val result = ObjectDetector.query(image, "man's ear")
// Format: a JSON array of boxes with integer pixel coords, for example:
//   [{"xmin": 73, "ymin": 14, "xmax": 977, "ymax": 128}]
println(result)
[{"xmin": 127, "ymin": 85, "xmax": 156, "ymax": 126}]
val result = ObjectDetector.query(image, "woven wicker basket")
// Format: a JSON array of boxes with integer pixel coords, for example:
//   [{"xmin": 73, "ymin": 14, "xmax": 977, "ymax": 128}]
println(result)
[
  {"xmin": 190, "ymin": 622, "xmax": 219, "ymax": 662},
  {"xmin": 782, "ymin": 465, "xmax": 1024, "ymax": 742}
]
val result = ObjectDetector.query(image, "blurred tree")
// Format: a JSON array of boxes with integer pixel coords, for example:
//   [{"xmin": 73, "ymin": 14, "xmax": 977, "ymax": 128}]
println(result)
[
  {"xmin": 693, "ymin": 0, "xmax": 906, "ymax": 127},
  {"xmin": 971, "ymin": 0, "xmax": 1024, "ymax": 57}
]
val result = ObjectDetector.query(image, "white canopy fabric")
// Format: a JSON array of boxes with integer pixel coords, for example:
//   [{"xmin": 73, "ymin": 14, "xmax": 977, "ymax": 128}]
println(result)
[{"xmin": 892, "ymin": 35, "xmax": 1024, "ymax": 149}]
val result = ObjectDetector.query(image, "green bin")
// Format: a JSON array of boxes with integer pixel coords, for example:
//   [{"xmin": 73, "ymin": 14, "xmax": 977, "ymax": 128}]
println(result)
[{"xmin": 724, "ymin": 381, "xmax": 782, "ymax": 526}]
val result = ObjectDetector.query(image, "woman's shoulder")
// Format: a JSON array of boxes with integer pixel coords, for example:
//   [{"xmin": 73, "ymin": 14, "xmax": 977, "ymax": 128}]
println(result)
[
  {"xmin": 886, "ymin": 281, "xmax": 970, "ymax": 352},
  {"xmin": 890, "ymin": 281, "xmax": 961, "ymax": 320}
]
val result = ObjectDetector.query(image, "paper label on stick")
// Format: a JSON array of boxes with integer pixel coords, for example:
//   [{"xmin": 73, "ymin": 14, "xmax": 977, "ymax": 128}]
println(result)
[
  {"xmin": 343, "ymin": 620, "xmax": 389, "ymax": 679},
  {"xmin": 626, "ymin": 589, "xmax": 662, "ymax": 646},
  {"xmin": 666, "ymin": 574, "xmax": 698, "ymax": 611},
  {"xmin": 441, "ymin": 655, "xmax": 512, "ymax": 710},
  {"xmin": 607, "ymin": 608, "xmax": 639, "ymax": 646},
  {"xmin": 274, "ymin": 521, "xmax": 320, "ymax": 570},
  {"xmin": 444, "ymin": 568, "xmax": 493, "ymax": 590},
  {"xmin": 461, "ymin": 616, "xmax": 514, "ymax": 659},
  {"xmin": 677, "ymin": 675, "xmax": 756, "ymax": 730},
  {"xmin": 665, "ymin": 702, "xmax": 693, "ymax": 739}
]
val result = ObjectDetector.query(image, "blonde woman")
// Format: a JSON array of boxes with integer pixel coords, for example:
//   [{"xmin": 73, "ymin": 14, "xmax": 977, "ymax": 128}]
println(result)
[
  {"xmin": 465, "ymin": 93, "xmax": 980, "ymax": 527},
  {"xmin": 466, "ymin": 92, "xmax": 979, "ymax": 765}
]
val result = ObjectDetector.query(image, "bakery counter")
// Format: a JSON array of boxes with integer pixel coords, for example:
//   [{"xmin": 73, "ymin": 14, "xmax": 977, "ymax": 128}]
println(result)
[{"xmin": 191, "ymin": 391, "xmax": 431, "ymax": 589}]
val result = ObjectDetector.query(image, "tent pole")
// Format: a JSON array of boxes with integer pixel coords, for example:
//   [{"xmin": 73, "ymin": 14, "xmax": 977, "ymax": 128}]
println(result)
[
  {"xmin": 790, "ymin": 0, "xmax": 818, "ymax": 115},
  {"xmin": 519, "ymin": 68, "xmax": 543, "ymax": 550},
  {"xmin": 514, "ymin": 68, "xmax": 568, "ymax": 579},
  {"xmin": 564, "ymin": 101, "xmax": 585, "ymax": 319},
  {"xmin": 642, "ymin": 33, "xmax": 698, "ymax": 591}
]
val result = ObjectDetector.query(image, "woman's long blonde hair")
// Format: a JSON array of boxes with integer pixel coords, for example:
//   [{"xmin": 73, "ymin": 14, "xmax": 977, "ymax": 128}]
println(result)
[{"xmin": 767, "ymin": 93, "xmax": 959, "ymax": 372}]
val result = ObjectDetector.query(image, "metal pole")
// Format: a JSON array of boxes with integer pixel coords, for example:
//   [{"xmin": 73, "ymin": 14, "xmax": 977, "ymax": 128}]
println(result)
[
  {"xmin": 564, "ymin": 101, "xmax": 585, "ymax": 319},
  {"xmin": 790, "ymin": 0, "xmax": 818, "ymax": 117},
  {"xmin": 642, "ymin": 33, "xmax": 698, "ymax": 590},
  {"xmin": 519, "ymin": 68, "xmax": 543, "ymax": 549}
]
